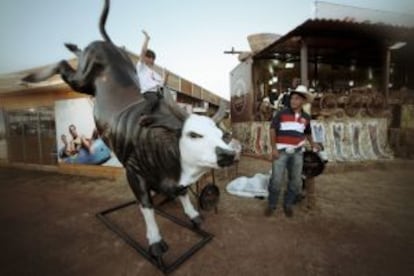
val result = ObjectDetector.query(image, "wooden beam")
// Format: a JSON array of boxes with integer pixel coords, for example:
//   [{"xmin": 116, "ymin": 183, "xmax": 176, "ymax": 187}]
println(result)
[
  {"xmin": 383, "ymin": 47, "xmax": 391, "ymax": 103},
  {"xmin": 300, "ymin": 39, "xmax": 309, "ymax": 87}
]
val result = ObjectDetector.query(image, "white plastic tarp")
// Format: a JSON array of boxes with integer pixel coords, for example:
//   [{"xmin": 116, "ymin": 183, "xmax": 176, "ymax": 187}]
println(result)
[{"xmin": 226, "ymin": 173, "xmax": 270, "ymax": 198}]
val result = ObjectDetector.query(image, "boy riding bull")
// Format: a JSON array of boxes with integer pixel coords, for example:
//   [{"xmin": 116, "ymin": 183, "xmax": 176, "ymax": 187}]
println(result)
[{"xmin": 137, "ymin": 30, "xmax": 166, "ymax": 125}]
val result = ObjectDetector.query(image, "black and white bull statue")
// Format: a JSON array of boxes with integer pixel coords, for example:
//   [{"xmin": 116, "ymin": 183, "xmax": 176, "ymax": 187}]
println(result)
[{"xmin": 23, "ymin": 0, "xmax": 235, "ymax": 259}]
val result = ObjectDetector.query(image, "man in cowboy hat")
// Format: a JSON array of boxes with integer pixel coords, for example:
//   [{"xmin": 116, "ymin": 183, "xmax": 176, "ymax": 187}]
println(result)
[{"xmin": 265, "ymin": 85, "xmax": 320, "ymax": 217}]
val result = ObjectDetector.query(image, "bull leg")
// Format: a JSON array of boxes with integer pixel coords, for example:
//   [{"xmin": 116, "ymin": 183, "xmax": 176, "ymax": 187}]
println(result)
[
  {"xmin": 178, "ymin": 193, "xmax": 203, "ymax": 229},
  {"xmin": 126, "ymin": 170, "xmax": 169, "ymax": 258},
  {"xmin": 22, "ymin": 61, "xmax": 73, "ymax": 83},
  {"xmin": 75, "ymin": 49, "xmax": 100, "ymax": 80},
  {"xmin": 21, "ymin": 60, "xmax": 93, "ymax": 94},
  {"xmin": 62, "ymin": 50, "xmax": 102, "ymax": 94},
  {"xmin": 139, "ymin": 206, "xmax": 169, "ymax": 257}
]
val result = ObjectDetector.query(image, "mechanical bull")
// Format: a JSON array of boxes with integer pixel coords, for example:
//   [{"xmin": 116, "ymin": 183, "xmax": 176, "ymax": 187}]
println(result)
[{"xmin": 23, "ymin": 0, "xmax": 235, "ymax": 259}]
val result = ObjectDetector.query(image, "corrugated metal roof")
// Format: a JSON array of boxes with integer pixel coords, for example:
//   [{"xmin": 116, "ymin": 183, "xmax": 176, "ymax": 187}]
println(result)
[{"xmin": 0, "ymin": 51, "xmax": 227, "ymax": 105}]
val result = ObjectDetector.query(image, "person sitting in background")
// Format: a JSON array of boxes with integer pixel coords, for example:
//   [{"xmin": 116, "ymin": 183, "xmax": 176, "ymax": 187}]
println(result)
[
  {"xmin": 257, "ymin": 97, "xmax": 273, "ymax": 121},
  {"xmin": 59, "ymin": 134, "xmax": 73, "ymax": 158},
  {"xmin": 281, "ymin": 90, "xmax": 291, "ymax": 108},
  {"xmin": 269, "ymin": 88, "xmax": 278, "ymax": 107},
  {"xmin": 218, "ymin": 111, "xmax": 231, "ymax": 134},
  {"xmin": 59, "ymin": 124, "xmax": 92, "ymax": 158}
]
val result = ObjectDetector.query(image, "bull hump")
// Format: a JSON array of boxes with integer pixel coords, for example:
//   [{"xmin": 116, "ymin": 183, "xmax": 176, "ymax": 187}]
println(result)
[
  {"xmin": 111, "ymin": 111, "xmax": 181, "ymax": 180},
  {"xmin": 104, "ymin": 92, "xmax": 185, "ymax": 180}
]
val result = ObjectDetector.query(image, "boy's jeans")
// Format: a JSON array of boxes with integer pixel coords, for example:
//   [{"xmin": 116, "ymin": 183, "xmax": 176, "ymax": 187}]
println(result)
[{"xmin": 268, "ymin": 149, "xmax": 304, "ymax": 209}]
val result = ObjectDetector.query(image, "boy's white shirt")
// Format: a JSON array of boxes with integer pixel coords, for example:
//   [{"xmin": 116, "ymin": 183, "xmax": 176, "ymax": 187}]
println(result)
[{"xmin": 136, "ymin": 61, "xmax": 163, "ymax": 93}]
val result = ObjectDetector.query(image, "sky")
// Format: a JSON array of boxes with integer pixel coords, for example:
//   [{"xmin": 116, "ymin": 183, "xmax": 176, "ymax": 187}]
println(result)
[{"xmin": 0, "ymin": 0, "xmax": 412, "ymax": 99}]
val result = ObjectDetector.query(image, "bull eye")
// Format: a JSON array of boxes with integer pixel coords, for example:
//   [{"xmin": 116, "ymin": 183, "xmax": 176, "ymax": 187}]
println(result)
[{"xmin": 188, "ymin": 132, "xmax": 203, "ymax": 139}]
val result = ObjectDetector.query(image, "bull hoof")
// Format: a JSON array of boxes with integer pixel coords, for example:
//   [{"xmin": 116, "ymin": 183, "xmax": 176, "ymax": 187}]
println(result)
[
  {"xmin": 149, "ymin": 239, "xmax": 169, "ymax": 257},
  {"xmin": 175, "ymin": 185, "xmax": 188, "ymax": 196},
  {"xmin": 22, "ymin": 74, "xmax": 36, "ymax": 83},
  {"xmin": 191, "ymin": 215, "xmax": 203, "ymax": 229}
]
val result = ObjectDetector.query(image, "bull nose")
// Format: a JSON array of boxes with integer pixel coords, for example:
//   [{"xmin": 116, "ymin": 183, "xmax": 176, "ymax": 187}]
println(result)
[{"xmin": 215, "ymin": 146, "xmax": 235, "ymax": 167}]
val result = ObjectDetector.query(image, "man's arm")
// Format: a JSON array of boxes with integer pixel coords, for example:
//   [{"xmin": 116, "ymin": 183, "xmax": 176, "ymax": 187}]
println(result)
[
  {"xmin": 80, "ymin": 135, "xmax": 93, "ymax": 153},
  {"xmin": 270, "ymin": 127, "xmax": 279, "ymax": 160},
  {"xmin": 306, "ymin": 133, "xmax": 314, "ymax": 145},
  {"xmin": 69, "ymin": 140, "xmax": 77, "ymax": 153},
  {"xmin": 270, "ymin": 112, "xmax": 281, "ymax": 160},
  {"xmin": 140, "ymin": 30, "xmax": 150, "ymax": 60}
]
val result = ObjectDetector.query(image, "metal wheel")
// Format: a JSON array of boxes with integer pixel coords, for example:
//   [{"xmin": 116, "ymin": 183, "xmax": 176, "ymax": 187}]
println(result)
[
  {"xmin": 303, "ymin": 151, "xmax": 325, "ymax": 178},
  {"xmin": 199, "ymin": 183, "xmax": 220, "ymax": 211}
]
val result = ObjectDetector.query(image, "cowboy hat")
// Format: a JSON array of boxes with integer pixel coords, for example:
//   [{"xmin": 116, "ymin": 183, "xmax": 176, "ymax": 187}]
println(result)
[{"xmin": 291, "ymin": 85, "xmax": 314, "ymax": 103}]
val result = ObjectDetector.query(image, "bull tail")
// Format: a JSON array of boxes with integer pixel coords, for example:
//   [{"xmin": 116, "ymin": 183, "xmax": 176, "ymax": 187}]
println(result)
[{"xmin": 100, "ymin": 0, "xmax": 113, "ymax": 43}]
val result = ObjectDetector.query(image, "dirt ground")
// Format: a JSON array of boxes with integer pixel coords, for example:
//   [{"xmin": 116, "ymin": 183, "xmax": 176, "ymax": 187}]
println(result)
[{"xmin": 1, "ymin": 158, "xmax": 414, "ymax": 276}]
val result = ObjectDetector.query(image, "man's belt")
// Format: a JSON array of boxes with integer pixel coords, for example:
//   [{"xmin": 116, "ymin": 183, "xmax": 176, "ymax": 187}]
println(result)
[{"xmin": 279, "ymin": 147, "xmax": 304, "ymax": 154}]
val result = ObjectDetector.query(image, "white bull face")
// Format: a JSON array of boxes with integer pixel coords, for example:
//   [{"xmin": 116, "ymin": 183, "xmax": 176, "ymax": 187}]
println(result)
[{"xmin": 179, "ymin": 114, "xmax": 235, "ymax": 171}]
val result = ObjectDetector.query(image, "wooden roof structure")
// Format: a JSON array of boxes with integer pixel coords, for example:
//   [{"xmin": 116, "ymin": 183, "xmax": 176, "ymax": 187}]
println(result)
[{"xmin": 254, "ymin": 19, "xmax": 414, "ymax": 66}]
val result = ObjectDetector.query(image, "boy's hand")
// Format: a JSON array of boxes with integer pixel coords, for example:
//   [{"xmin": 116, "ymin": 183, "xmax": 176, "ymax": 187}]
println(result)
[
  {"xmin": 311, "ymin": 142, "xmax": 321, "ymax": 152},
  {"xmin": 142, "ymin": 30, "xmax": 150, "ymax": 40},
  {"xmin": 271, "ymin": 148, "xmax": 280, "ymax": 160},
  {"xmin": 163, "ymin": 71, "xmax": 170, "ymax": 85}
]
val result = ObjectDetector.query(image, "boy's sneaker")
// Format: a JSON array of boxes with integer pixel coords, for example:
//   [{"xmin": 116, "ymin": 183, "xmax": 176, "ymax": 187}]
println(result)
[
  {"xmin": 265, "ymin": 207, "xmax": 276, "ymax": 217},
  {"xmin": 283, "ymin": 205, "xmax": 294, "ymax": 218}
]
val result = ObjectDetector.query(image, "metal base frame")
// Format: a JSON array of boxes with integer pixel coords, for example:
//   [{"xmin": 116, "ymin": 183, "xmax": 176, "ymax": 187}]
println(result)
[{"xmin": 96, "ymin": 200, "xmax": 214, "ymax": 274}]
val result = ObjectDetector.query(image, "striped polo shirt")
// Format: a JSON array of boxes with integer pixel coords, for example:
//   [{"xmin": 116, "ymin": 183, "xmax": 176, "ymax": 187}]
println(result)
[{"xmin": 271, "ymin": 108, "xmax": 311, "ymax": 150}]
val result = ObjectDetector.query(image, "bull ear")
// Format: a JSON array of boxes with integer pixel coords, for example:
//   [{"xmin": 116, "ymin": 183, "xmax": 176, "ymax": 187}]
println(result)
[
  {"xmin": 64, "ymin": 43, "xmax": 82, "ymax": 57},
  {"xmin": 212, "ymin": 100, "xmax": 227, "ymax": 123},
  {"xmin": 163, "ymin": 86, "xmax": 189, "ymax": 120}
]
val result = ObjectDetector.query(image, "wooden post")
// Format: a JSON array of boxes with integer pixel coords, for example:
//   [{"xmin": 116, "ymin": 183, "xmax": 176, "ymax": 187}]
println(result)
[
  {"xmin": 300, "ymin": 39, "xmax": 309, "ymax": 87},
  {"xmin": 314, "ymin": 53, "xmax": 318, "ymax": 88},
  {"xmin": 383, "ymin": 47, "xmax": 391, "ymax": 103}
]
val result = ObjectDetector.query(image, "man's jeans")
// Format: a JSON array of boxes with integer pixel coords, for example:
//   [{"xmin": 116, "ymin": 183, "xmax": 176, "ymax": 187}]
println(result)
[{"xmin": 268, "ymin": 149, "xmax": 304, "ymax": 209}]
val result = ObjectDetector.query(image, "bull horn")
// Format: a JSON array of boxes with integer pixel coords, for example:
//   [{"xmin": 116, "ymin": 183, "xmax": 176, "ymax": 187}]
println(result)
[
  {"xmin": 212, "ymin": 100, "xmax": 227, "ymax": 123},
  {"xmin": 163, "ymin": 86, "xmax": 189, "ymax": 120}
]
